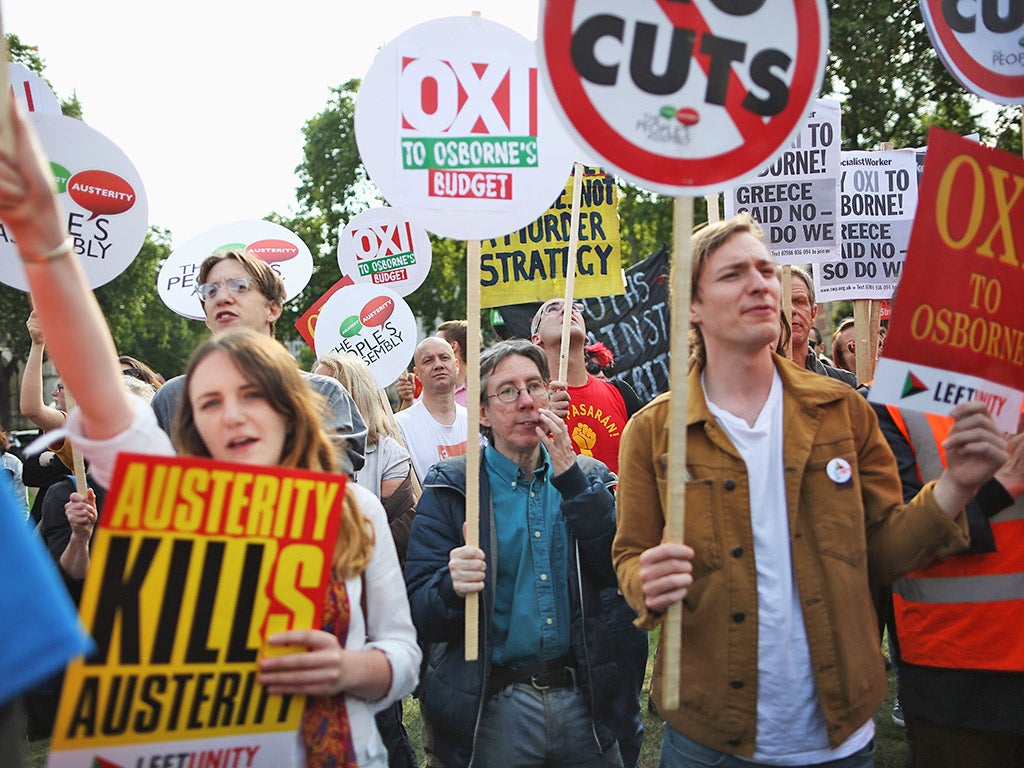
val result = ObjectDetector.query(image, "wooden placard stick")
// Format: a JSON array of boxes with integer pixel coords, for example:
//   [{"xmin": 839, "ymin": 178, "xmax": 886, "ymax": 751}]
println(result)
[
  {"xmin": 462, "ymin": 7, "xmax": 485, "ymax": 662},
  {"xmin": 867, "ymin": 298, "xmax": 882, "ymax": 382},
  {"xmin": 60, "ymin": 387, "xmax": 89, "ymax": 493},
  {"xmin": 704, "ymin": 193, "xmax": 721, "ymax": 224},
  {"xmin": 853, "ymin": 299, "xmax": 872, "ymax": 385},
  {"xmin": 662, "ymin": 195, "xmax": 693, "ymax": 711},
  {"xmin": 557, "ymin": 162, "xmax": 585, "ymax": 383},
  {"xmin": 464, "ymin": 238, "xmax": 483, "ymax": 660}
]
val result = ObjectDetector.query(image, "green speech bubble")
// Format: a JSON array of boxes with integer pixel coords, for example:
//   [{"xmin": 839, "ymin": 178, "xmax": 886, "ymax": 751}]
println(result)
[
  {"xmin": 51, "ymin": 162, "xmax": 71, "ymax": 194},
  {"xmin": 339, "ymin": 315, "xmax": 363, "ymax": 338}
]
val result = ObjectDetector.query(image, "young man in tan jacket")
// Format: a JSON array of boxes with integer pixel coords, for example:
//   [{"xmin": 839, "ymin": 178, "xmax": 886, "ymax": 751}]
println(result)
[{"xmin": 613, "ymin": 214, "xmax": 1008, "ymax": 767}]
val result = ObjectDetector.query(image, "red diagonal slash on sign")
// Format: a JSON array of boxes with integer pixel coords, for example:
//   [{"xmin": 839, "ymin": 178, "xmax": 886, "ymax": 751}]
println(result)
[{"xmin": 654, "ymin": 0, "xmax": 772, "ymax": 143}]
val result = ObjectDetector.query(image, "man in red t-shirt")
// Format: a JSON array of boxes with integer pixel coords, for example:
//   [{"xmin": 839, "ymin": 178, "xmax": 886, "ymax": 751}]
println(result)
[{"xmin": 530, "ymin": 299, "xmax": 641, "ymax": 474}]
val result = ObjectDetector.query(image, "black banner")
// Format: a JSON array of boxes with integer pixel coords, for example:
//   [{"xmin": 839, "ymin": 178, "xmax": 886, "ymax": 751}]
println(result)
[{"xmin": 492, "ymin": 245, "xmax": 671, "ymax": 405}]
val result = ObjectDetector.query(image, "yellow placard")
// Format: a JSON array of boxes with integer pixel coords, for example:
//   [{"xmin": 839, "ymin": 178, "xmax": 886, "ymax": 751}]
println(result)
[
  {"xmin": 48, "ymin": 453, "xmax": 345, "ymax": 767},
  {"xmin": 480, "ymin": 166, "xmax": 624, "ymax": 308}
]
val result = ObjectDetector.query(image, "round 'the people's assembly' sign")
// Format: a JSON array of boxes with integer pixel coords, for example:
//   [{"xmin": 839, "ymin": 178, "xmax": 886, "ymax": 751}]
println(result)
[
  {"xmin": 921, "ymin": 0, "xmax": 1024, "ymax": 105},
  {"xmin": 313, "ymin": 284, "xmax": 417, "ymax": 389},
  {"xmin": 538, "ymin": 0, "xmax": 829, "ymax": 194},
  {"xmin": 157, "ymin": 220, "xmax": 314, "ymax": 320},
  {"xmin": 0, "ymin": 114, "xmax": 148, "ymax": 292}
]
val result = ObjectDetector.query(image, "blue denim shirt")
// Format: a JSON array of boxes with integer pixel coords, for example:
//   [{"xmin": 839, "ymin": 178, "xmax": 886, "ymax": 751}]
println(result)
[{"xmin": 484, "ymin": 443, "xmax": 570, "ymax": 666}]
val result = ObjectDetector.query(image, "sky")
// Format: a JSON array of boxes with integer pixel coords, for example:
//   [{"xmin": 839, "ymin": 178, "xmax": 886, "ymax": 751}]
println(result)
[{"xmin": 5, "ymin": 1, "xmax": 541, "ymax": 249}]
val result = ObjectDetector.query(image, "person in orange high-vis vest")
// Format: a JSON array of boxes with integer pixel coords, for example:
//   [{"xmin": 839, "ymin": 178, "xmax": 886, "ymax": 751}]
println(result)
[{"xmin": 876, "ymin": 404, "xmax": 1024, "ymax": 768}]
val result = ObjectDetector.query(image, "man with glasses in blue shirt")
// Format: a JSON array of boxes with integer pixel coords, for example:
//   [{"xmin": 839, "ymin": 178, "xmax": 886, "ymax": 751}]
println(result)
[
  {"xmin": 405, "ymin": 339, "xmax": 623, "ymax": 768},
  {"xmin": 150, "ymin": 250, "xmax": 367, "ymax": 473}
]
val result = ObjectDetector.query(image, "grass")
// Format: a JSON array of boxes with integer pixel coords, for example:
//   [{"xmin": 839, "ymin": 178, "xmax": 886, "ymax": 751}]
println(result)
[{"xmin": 25, "ymin": 635, "xmax": 909, "ymax": 767}]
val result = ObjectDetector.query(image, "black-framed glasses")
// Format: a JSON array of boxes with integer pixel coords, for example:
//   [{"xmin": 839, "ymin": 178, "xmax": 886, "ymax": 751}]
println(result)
[
  {"xmin": 486, "ymin": 381, "xmax": 549, "ymax": 403},
  {"xmin": 122, "ymin": 367, "xmax": 144, "ymax": 380},
  {"xmin": 586, "ymin": 361, "xmax": 615, "ymax": 378},
  {"xmin": 197, "ymin": 276, "xmax": 254, "ymax": 301},
  {"xmin": 540, "ymin": 300, "xmax": 584, "ymax": 316}
]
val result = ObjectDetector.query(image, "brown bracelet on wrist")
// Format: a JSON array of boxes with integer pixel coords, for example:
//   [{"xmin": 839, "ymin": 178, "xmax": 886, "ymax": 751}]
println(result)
[{"xmin": 22, "ymin": 237, "xmax": 74, "ymax": 264}]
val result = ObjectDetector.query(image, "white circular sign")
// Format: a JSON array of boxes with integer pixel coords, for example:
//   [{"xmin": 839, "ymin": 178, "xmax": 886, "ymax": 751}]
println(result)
[
  {"xmin": 313, "ymin": 284, "xmax": 417, "ymax": 389},
  {"xmin": 355, "ymin": 15, "xmax": 579, "ymax": 240},
  {"xmin": 921, "ymin": 0, "xmax": 1024, "ymax": 105},
  {"xmin": 157, "ymin": 220, "xmax": 314, "ymax": 320},
  {"xmin": 0, "ymin": 114, "xmax": 148, "ymax": 292},
  {"xmin": 337, "ymin": 208, "xmax": 432, "ymax": 296},
  {"xmin": 538, "ymin": 0, "xmax": 829, "ymax": 194},
  {"xmin": 8, "ymin": 63, "xmax": 62, "ymax": 115}
]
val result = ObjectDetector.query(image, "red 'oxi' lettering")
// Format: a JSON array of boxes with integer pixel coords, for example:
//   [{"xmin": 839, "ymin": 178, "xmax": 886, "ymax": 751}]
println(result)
[
  {"xmin": 360, "ymin": 296, "xmax": 395, "ymax": 327},
  {"xmin": 246, "ymin": 238, "xmax": 300, "ymax": 263},
  {"xmin": 67, "ymin": 170, "xmax": 136, "ymax": 220},
  {"xmin": 429, "ymin": 170, "xmax": 512, "ymax": 199}
]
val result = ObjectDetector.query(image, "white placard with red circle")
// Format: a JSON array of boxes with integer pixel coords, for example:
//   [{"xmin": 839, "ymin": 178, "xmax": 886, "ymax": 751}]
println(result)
[
  {"xmin": 920, "ymin": 0, "xmax": 1024, "ymax": 105},
  {"xmin": 157, "ymin": 221, "xmax": 314, "ymax": 320},
  {"xmin": 0, "ymin": 114, "xmax": 148, "ymax": 292},
  {"xmin": 538, "ymin": 0, "xmax": 829, "ymax": 194},
  {"xmin": 8, "ymin": 62, "xmax": 62, "ymax": 115},
  {"xmin": 313, "ymin": 284, "xmax": 417, "ymax": 389},
  {"xmin": 337, "ymin": 208, "xmax": 432, "ymax": 296},
  {"xmin": 355, "ymin": 15, "xmax": 579, "ymax": 240}
]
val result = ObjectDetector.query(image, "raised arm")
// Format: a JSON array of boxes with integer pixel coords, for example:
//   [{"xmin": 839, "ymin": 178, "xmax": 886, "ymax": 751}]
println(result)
[
  {"xmin": 0, "ymin": 102, "xmax": 132, "ymax": 440},
  {"xmin": 19, "ymin": 312, "xmax": 65, "ymax": 431}
]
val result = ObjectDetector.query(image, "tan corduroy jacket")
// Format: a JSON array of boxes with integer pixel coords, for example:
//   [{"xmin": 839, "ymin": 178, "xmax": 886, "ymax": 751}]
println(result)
[{"xmin": 613, "ymin": 356, "xmax": 969, "ymax": 758}]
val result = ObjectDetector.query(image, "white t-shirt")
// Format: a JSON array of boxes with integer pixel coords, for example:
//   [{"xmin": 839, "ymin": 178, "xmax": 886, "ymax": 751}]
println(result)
[
  {"xmin": 1, "ymin": 452, "xmax": 28, "ymax": 520},
  {"xmin": 394, "ymin": 400, "xmax": 468, "ymax": 483},
  {"xmin": 704, "ymin": 371, "xmax": 873, "ymax": 764},
  {"xmin": 356, "ymin": 435, "xmax": 412, "ymax": 499}
]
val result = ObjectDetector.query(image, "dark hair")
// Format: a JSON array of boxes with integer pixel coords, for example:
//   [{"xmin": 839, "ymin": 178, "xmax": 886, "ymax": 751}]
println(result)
[
  {"xmin": 479, "ymin": 340, "xmax": 550, "ymax": 443},
  {"xmin": 118, "ymin": 355, "xmax": 163, "ymax": 389},
  {"xmin": 479, "ymin": 340, "xmax": 551, "ymax": 404},
  {"xmin": 790, "ymin": 264, "xmax": 815, "ymax": 306},
  {"xmin": 198, "ymin": 250, "xmax": 287, "ymax": 337}
]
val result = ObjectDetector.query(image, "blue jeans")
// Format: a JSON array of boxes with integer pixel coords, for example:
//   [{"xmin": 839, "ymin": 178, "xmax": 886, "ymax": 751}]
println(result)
[
  {"xmin": 474, "ymin": 681, "xmax": 623, "ymax": 767},
  {"xmin": 659, "ymin": 727, "xmax": 875, "ymax": 768}
]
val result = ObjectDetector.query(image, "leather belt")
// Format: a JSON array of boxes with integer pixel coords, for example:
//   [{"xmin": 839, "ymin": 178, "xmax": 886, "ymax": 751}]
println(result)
[{"xmin": 489, "ymin": 658, "xmax": 575, "ymax": 695}]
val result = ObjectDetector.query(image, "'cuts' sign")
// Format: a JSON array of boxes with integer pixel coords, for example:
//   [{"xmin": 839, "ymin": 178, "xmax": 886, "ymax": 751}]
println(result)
[{"xmin": 538, "ymin": 0, "xmax": 829, "ymax": 193}]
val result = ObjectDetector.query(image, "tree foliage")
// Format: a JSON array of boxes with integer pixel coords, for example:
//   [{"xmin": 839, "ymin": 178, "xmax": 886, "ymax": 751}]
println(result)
[
  {"xmin": 0, "ymin": 35, "xmax": 206, "ymax": 429},
  {"xmin": 279, "ymin": 79, "xmax": 476, "ymax": 348},
  {"xmin": 824, "ymin": 0, "xmax": 1022, "ymax": 152}
]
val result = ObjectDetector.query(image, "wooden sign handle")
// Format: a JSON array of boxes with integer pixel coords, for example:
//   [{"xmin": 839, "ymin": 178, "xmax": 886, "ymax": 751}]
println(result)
[
  {"xmin": 464, "ymin": 239, "xmax": 482, "ymax": 660},
  {"xmin": 662, "ymin": 195, "xmax": 694, "ymax": 711},
  {"xmin": 61, "ymin": 387, "xmax": 89, "ymax": 493},
  {"xmin": 557, "ymin": 162, "xmax": 584, "ymax": 383}
]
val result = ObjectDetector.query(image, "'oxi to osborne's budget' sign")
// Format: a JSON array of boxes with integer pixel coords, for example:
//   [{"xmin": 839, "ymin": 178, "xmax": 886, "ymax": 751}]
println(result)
[{"xmin": 356, "ymin": 16, "xmax": 579, "ymax": 240}]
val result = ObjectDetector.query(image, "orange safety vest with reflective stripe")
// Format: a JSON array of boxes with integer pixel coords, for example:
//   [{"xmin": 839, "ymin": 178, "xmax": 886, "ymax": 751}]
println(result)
[{"xmin": 887, "ymin": 406, "xmax": 1024, "ymax": 672}]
